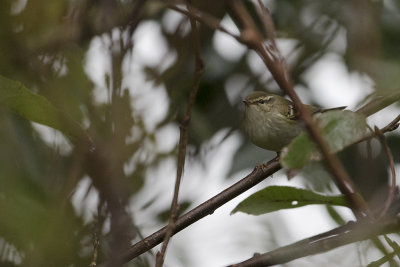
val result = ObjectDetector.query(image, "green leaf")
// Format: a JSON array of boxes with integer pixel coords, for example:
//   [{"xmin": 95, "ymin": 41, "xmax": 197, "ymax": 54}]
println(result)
[
  {"xmin": 280, "ymin": 110, "xmax": 368, "ymax": 169},
  {"xmin": 0, "ymin": 75, "xmax": 83, "ymax": 138},
  {"xmin": 231, "ymin": 186, "xmax": 348, "ymax": 215}
]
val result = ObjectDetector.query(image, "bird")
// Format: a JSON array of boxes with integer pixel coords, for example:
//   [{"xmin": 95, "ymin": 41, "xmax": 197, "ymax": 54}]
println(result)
[{"xmin": 242, "ymin": 91, "xmax": 345, "ymax": 152}]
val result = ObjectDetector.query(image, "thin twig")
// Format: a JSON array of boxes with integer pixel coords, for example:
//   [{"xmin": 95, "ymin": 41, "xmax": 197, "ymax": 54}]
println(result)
[
  {"xmin": 97, "ymin": 158, "xmax": 281, "ymax": 267},
  {"xmin": 166, "ymin": 3, "xmax": 242, "ymax": 41},
  {"xmin": 90, "ymin": 233, "xmax": 100, "ymax": 267},
  {"xmin": 155, "ymin": 2, "xmax": 204, "ymax": 266},
  {"xmin": 228, "ymin": 0, "xmax": 369, "ymax": 218},
  {"xmin": 380, "ymin": 114, "xmax": 400, "ymax": 133},
  {"xmin": 228, "ymin": 217, "xmax": 400, "ymax": 267},
  {"xmin": 255, "ymin": 0, "xmax": 277, "ymax": 47},
  {"xmin": 374, "ymin": 126, "xmax": 397, "ymax": 219},
  {"xmin": 354, "ymin": 115, "xmax": 400, "ymax": 145}
]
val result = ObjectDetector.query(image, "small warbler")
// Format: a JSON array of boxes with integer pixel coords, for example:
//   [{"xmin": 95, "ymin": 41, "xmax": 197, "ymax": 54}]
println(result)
[{"xmin": 243, "ymin": 91, "xmax": 344, "ymax": 152}]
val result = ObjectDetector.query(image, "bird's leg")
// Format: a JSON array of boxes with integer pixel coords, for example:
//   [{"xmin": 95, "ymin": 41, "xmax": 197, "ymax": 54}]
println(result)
[{"xmin": 256, "ymin": 154, "xmax": 280, "ymax": 171}]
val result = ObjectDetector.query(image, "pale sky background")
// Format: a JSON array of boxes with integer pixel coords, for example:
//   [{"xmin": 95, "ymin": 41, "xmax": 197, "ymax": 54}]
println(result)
[{"xmin": 32, "ymin": 6, "xmax": 400, "ymax": 267}]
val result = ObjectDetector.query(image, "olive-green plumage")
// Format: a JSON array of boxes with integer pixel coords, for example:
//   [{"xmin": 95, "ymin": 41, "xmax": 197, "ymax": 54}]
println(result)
[{"xmin": 243, "ymin": 91, "xmax": 322, "ymax": 152}]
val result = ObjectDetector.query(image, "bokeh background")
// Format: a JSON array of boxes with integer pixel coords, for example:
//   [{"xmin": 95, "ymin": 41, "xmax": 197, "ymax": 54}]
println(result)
[{"xmin": 1, "ymin": 0, "xmax": 400, "ymax": 266}]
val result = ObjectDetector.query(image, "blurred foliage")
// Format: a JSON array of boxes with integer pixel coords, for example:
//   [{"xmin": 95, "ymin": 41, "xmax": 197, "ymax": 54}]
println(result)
[{"xmin": 0, "ymin": 0, "xmax": 399, "ymax": 266}]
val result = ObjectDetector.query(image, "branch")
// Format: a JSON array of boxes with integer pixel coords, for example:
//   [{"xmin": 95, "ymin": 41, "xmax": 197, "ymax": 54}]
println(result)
[
  {"xmin": 354, "ymin": 115, "xmax": 400, "ymax": 146},
  {"xmin": 166, "ymin": 2, "xmax": 242, "ymax": 42},
  {"xmin": 98, "ymin": 158, "xmax": 282, "ymax": 266},
  {"xmin": 89, "ymin": 233, "xmax": 100, "ymax": 267},
  {"xmin": 356, "ymin": 91, "xmax": 400, "ymax": 117},
  {"xmin": 228, "ymin": 0, "xmax": 369, "ymax": 218},
  {"xmin": 255, "ymin": 0, "xmax": 277, "ymax": 46},
  {"xmin": 228, "ymin": 217, "xmax": 400, "ymax": 267},
  {"xmin": 380, "ymin": 114, "xmax": 400, "ymax": 133},
  {"xmin": 155, "ymin": 1, "xmax": 204, "ymax": 266},
  {"xmin": 374, "ymin": 126, "xmax": 397, "ymax": 219}
]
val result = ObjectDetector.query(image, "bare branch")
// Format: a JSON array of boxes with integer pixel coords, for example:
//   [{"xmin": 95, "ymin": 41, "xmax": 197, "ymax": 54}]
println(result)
[
  {"xmin": 98, "ymin": 158, "xmax": 281, "ymax": 267},
  {"xmin": 89, "ymin": 233, "xmax": 100, "ymax": 267},
  {"xmin": 380, "ymin": 114, "xmax": 400, "ymax": 133},
  {"xmin": 228, "ymin": 217, "xmax": 400, "ymax": 267},
  {"xmin": 354, "ymin": 115, "xmax": 400, "ymax": 146},
  {"xmin": 255, "ymin": 0, "xmax": 277, "ymax": 47},
  {"xmin": 374, "ymin": 126, "xmax": 397, "ymax": 219},
  {"xmin": 356, "ymin": 91, "xmax": 400, "ymax": 117},
  {"xmin": 166, "ymin": 3, "xmax": 242, "ymax": 41}
]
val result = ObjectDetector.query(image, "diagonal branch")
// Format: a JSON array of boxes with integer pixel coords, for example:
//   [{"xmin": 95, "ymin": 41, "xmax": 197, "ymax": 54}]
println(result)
[
  {"xmin": 98, "ymin": 158, "xmax": 281, "ymax": 266},
  {"xmin": 374, "ymin": 126, "xmax": 397, "ymax": 219},
  {"xmin": 166, "ymin": 3, "xmax": 242, "ymax": 41},
  {"xmin": 356, "ymin": 91, "xmax": 400, "ymax": 117},
  {"xmin": 228, "ymin": 217, "xmax": 400, "ymax": 267},
  {"xmin": 255, "ymin": 0, "xmax": 277, "ymax": 47}
]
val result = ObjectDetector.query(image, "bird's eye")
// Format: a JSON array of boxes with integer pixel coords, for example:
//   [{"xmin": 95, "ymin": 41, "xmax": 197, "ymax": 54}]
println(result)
[{"xmin": 257, "ymin": 97, "xmax": 273, "ymax": 104}]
